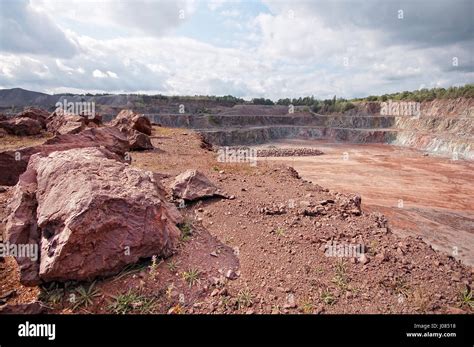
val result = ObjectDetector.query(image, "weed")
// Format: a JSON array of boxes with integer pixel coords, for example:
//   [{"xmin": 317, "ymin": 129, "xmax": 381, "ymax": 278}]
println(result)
[
  {"xmin": 39, "ymin": 282, "xmax": 64, "ymax": 306},
  {"xmin": 149, "ymin": 255, "xmax": 160, "ymax": 280},
  {"xmin": 73, "ymin": 281, "xmax": 101, "ymax": 310},
  {"xmin": 166, "ymin": 259, "xmax": 179, "ymax": 273},
  {"xmin": 459, "ymin": 286, "xmax": 473, "ymax": 309},
  {"xmin": 321, "ymin": 288, "xmax": 337, "ymax": 305},
  {"xmin": 108, "ymin": 289, "xmax": 156, "ymax": 314},
  {"xmin": 274, "ymin": 227, "xmax": 285, "ymax": 237},
  {"xmin": 179, "ymin": 222, "xmax": 193, "ymax": 241},
  {"xmin": 182, "ymin": 268, "xmax": 200, "ymax": 287},
  {"xmin": 332, "ymin": 260, "xmax": 349, "ymax": 291},
  {"xmin": 300, "ymin": 298, "xmax": 314, "ymax": 314},
  {"xmin": 237, "ymin": 288, "xmax": 254, "ymax": 309}
]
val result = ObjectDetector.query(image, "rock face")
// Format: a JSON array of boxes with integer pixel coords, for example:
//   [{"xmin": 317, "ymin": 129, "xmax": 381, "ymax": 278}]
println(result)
[
  {"xmin": 0, "ymin": 117, "xmax": 42, "ymax": 136},
  {"xmin": 16, "ymin": 108, "xmax": 50, "ymax": 129},
  {"xmin": 110, "ymin": 109, "xmax": 152, "ymax": 135},
  {"xmin": 0, "ymin": 127, "xmax": 130, "ymax": 186},
  {"xmin": 128, "ymin": 129, "xmax": 154, "ymax": 150},
  {"xmin": 171, "ymin": 169, "xmax": 219, "ymax": 201},
  {"xmin": 47, "ymin": 109, "xmax": 86, "ymax": 135},
  {"xmin": 4, "ymin": 147, "xmax": 182, "ymax": 284}
]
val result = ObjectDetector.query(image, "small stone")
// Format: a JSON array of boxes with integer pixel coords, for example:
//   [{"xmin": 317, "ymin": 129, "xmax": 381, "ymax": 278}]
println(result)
[
  {"xmin": 210, "ymin": 289, "xmax": 219, "ymax": 297},
  {"xmin": 225, "ymin": 269, "xmax": 238, "ymax": 280},
  {"xmin": 210, "ymin": 251, "xmax": 218, "ymax": 257},
  {"xmin": 359, "ymin": 253, "xmax": 370, "ymax": 265}
]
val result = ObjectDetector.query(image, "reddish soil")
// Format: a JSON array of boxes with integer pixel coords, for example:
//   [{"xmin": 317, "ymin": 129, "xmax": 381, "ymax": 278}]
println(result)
[
  {"xmin": 0, "ymin": 128, "xmax": 472, "ymax": 314},
  {"xmin": 258, "ymin": 139, "xmax": 474, "ymax": 266}
]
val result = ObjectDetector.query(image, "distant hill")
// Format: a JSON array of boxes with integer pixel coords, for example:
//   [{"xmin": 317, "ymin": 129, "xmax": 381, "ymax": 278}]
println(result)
[{"xmin": 0, "ymin": 88, "xmax": 244, "ymax": 116}]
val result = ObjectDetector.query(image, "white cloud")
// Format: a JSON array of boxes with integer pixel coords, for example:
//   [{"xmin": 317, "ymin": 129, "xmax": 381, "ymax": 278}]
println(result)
[{"xmin": 0, "ymin": 0, "xmax": 472, "ymax": 99}]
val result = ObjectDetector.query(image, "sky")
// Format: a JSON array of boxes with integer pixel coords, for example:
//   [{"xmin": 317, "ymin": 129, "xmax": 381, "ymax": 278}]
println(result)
[{"xmin": 0, "ymin": 0, "xmax": 472, "ymax": 100}]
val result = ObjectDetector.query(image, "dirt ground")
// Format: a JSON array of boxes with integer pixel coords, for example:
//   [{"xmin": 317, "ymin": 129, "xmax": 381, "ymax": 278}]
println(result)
[
  {"xmin": 0, "ymin": 128, "xmax": 473, "ymax": 314},
  {"xmin": 257, "ymin": 139, "xmax": 474, "ymax": 266}
]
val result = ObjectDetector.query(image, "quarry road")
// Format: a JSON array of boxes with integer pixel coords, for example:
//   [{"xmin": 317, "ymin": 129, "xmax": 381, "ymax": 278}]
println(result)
[{"xmin": 257, "ymin": 139, "xmax": 474, "ymax": 266}]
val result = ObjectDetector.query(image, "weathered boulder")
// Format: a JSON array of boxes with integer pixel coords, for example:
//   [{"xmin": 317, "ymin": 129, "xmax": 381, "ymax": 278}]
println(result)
[
  {"xmin": 0, "ymin": 127, "xmax": 130, "ymax": 186},
  {"xmin": 46, "ymin": 109, "xmax": 86, "ymax": 135},
  {"xmin": 110, "ymin": 109, "xmax": 152, "ymax": 135},
  {"xmin": 17, "ymin": 108, "xmax": 50, "ymax": 128},
  {"xmin": 128, "ymin": 129, "xmax": 154, "ymax": 150},
  {"xmin": 171, "ymin": 169, "xmax": 220, "ymax": 201},
  {"xmin": 0, "ymin": 117, "xmax": 42, "ymax": 136},
  {"xmin": 4, "ymin": 147, "xmax": 182, "ymax": 284}
]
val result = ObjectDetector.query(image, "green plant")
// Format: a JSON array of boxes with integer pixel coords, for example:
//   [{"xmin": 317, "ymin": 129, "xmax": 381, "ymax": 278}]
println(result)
[
  {"xmin": 108, "ymin": 290, "xmax": 156, "ymax": 314},
  {"xmin": 300, "ymin": 299, "xmax": 314, "ymax": 314},
  {"xmin": 321, "ymin": 288, "xmax": 337, "ymax": 305},
  {"xmin": 39, "ymin": 282, "xmax": 64, "ymax": 306},
  {"xmin": 149, "ymin": 255, "xmax": 159, "ymax": 280},
  {"xmin": 237, "ymin": 288, "xmax": 254, "ymax": 309},
  {"xmin": 166, "ymin": 259, "xmax": 179, "ymax": 273},
  {"xmin": 459, "ymin": 286, "xmax": 473, "ymax": 309},
  {"xmin": 275, "ymin": 227, "xmax": 285, "ymax": 237},
  {"xmin": 182, "ymin": 268, "xmax": 200, "ymax": 287},
  {"xmin": 73, "ymin": 281, "xmax": 101, "ymax": 310},
  {"xmin": 113, "ymin": 261, "xmax": 149, "ymax": 282},
  {"xmin": 393, "ymin": 277, "xmax": 410, "ymax": 298},
  {"xmin": 179, "ymin": 222, "xmax": 193, "ymax": 241},
  {"xmin": 332, "ymin": 260, "xmax": 349, "ymax": 291}
]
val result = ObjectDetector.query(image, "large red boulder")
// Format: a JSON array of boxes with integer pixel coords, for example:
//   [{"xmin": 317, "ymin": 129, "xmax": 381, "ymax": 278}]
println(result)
[
  {"xmin": 46, "ymin": 109, "xmax": 86, "ymax": 135},
  {"xmin": 4, "ymin": 147, "xmax": 182, "ymax": 284},
  {"xmin": 17, "ymin": 108, "xmax": 50, "ymax": 128},
  {"xmin": 110, "ymin": 109, "xmax": 152, "ymax": 135},
  {"xmin": 170, "ymin": 169, "xmax": 220, "ymax": 201},
  {"xmin": 0, "ymin": 117, "xmax": 42, "ymax": 136},
  {"xmin": 0, "ymin": 127, "xmax": 130, "ymax": 186}
]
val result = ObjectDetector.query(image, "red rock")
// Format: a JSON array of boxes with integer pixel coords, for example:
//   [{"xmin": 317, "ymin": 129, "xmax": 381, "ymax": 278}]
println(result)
[
  {"xmin": 16, "ymin": 107, "xmax": 50, "ymax": 128},
  {"xmin": 46, "ymin": 109, "xmax": 86, "ymax": 135},
  {"xmin": 0, "ymin": 301, "xmax": 45, "ymax": 314},
  {"xmin": 171, "ymin": 169, "xmax": 219, "ymax": 201},
  {"xmin": 110, "ymin": 109, "xmax": 152, "ymax": 135},
  {"xmin": 0, "ymin": 127, "xmax": 130, "ymax": 186},
  {"xmin": 0, "ymin": 117, "xmax": 42, "ymax": 136},
  {"xmin": 4, "ymin": 147, "xmax": 182, "ymax": 284},
  {"xmin": 128, "ymin": 129, "xmax": 154, "ymax": 151}
]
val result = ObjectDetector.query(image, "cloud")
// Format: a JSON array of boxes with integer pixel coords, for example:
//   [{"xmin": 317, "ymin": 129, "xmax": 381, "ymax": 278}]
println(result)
[
  {"xmin": 0, "ymin": 0, "xmax": 472, "ymax": 99},
  {"xmin": 0, "ymin": 0, "xmax": 78, "ymax": 57}
]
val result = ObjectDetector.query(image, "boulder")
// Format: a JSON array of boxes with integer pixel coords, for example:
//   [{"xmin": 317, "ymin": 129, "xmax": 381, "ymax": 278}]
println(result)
[
  {"xmin": 4, "ymin": 147, "xmax": 182, "ymax": 284},
  {"xmin": 0, "ymin": 301, "xmax": 45, "ymax": 314},
  {"xmin": 0, "ymin": 127, "xmax": 130, "ymax": 186},
  {"xmin": 171, "ymin": 169, "xmax": 220, "ymax": 201},
  {"xmin": 128, "ymin": 129, "xmax": 154, "ymax": 150},
  {"xmin": 0, "ymin": 117, "xmax": 42, "ymax": 136},
  {"xmin": 17, "ymin": 108, "xmax": 50, "ymax": 128},
  {"xmin": 46, "ymin": 109, "xmax": 86, "ymax": 135},
  {"xmin": 110, "ymin": 109, "xmax": 152, "ymax": 135}
]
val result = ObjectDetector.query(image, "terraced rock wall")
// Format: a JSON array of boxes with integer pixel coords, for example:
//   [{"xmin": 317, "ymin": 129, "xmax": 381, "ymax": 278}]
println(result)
[{"xmin": 141, "ymin": 98, "xmax": 473, "ymax": 159}]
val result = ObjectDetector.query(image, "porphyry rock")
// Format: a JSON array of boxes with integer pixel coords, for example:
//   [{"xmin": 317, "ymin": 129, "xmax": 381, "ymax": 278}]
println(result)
[
  {"xmin": 0, "ymin": 117, "xmax": 42, "ymax": 136},
  {"xmin": 0, "ymin": 127, "xmax": 130, "ymax": 186},
  {"xmin": 4, "ymin": 147, "xmax": 182, "ymax": 284},
  {"xmin": 170, "ymin": 169, "xmax": 220, "ymax": 201},
  {"xmin": 110, "ymin": 109, "xmax": 152, "ymax": 136}
]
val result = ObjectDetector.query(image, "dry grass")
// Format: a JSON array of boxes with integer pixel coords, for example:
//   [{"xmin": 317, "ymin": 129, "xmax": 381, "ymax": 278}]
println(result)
[{"xmin": 0, "ymin": 133, "xmax": 52, "ymax": 151}]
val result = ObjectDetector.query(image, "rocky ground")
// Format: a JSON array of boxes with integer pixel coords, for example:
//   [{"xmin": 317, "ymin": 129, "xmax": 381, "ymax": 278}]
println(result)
[{"xmin": 0, "ymin": 126, "xmax": 473, "ymax": 314}]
